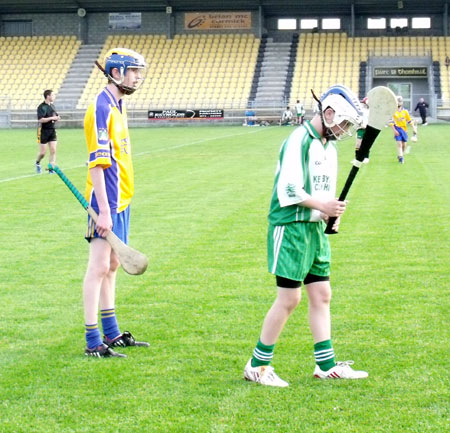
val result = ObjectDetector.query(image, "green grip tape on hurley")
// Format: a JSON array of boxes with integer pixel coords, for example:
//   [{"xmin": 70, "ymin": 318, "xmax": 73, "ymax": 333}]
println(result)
[{"xmin": 50, "ymin": 164, "xmax": 89, "ymax": 210}]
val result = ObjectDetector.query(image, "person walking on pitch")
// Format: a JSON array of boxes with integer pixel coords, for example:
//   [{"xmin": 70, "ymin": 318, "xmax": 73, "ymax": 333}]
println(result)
[
  {"xmin": 243, "ymin": 85, "xmax": 369, "ymax": 387},
  {"xmin": 389, "ymin": 95, "xmax": 417, "ymax": 164},
  {"xmin": 35, "ymin": 89, "xmax": 60, "ymax": 174},
  {"xmin": 414, "ymin": 97, "xmax": 429, "ymax": 125}
]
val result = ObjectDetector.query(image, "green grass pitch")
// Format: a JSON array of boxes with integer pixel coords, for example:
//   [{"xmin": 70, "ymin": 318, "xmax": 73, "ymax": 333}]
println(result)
[{"xmin": 0, "ymin": 124, "xmax": 448, "ymax": 432}]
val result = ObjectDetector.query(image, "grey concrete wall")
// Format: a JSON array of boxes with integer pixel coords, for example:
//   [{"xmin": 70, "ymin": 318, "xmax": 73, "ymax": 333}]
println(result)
[
  {"xmin": 2, "ymin": 13, "xmax": 81, "ymax": 36},
  {"xmin": 84, "ymin": 12, "xmax": 168, "ymax": 44},
  {"xmin": 1, "ymin": 11, "xmax": 260, "ymax": 43},
  {"xmin": 2, "ymin": 10, "xmax": 449, "ymax": 40},
  {"xmin": 265, "ymin": 13, "xmax": 447, "ymax": 38}
]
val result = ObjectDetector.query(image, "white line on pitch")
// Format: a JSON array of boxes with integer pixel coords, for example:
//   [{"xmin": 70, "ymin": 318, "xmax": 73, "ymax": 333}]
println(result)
[
  {"xmin": 133, "ymin": 127, "xmax": 266, "ymax": 157},
  {"xmin": 0, "ymin": 128, "xmax": 268, "ymax": 184}
]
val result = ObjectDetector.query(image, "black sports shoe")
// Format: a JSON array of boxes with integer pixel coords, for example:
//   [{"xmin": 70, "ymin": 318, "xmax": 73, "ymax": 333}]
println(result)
[
  {"xmin": 85, "ymin": 344, "xmax": 127, "ymax": 358},
  {"xmin": 104, "ymin": 331, "xmax": 150, "ymax": 348}
]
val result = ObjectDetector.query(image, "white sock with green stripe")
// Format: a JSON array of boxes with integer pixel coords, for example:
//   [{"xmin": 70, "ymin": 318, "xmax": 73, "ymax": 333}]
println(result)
[{"xmin": 314, "ymin": 339, "xmax": 336, "ymax": 371}]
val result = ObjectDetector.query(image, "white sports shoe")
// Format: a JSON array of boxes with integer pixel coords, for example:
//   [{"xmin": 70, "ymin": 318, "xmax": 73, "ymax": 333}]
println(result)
[
  {"xmin": 313, "ymin": 361, "xmax": 368, "ymax": 379},
  {"xmin": 243, "ymin": 358, "xmax": 289, "ymax": 387}
]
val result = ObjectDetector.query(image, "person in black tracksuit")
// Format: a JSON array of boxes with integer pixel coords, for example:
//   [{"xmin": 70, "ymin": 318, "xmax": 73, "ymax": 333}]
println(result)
[
  {"xmin": 414, "ymin": 97, "xmax": 429, "ymax": 126},
  {"xmin": 36, "ymin": 89, "xmax": 60, "ymax": 173}
]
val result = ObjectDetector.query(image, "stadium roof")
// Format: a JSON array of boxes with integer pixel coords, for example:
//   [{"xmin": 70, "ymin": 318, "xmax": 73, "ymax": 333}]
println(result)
[{"xmin": 0, "ymin": 1, "xmax": 446, "ymax": 16}]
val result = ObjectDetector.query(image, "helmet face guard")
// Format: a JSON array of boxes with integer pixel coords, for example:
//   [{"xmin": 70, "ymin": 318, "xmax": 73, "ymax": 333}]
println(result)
[
  {"xmin": 103, "ymin": 48, "xmax": 146, "ymax": 95},
  {"xmin": 313, "ymin": 85, "xmax": 364, "ymax": 141}
]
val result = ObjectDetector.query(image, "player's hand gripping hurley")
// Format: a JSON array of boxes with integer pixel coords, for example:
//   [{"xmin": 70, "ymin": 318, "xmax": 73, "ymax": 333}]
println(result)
[
  {"xmin": 325, "ymin": 86, "xmax": 397, "ymax": 234},
  {"xmin": 50, "ymin": 165, "xmax": 148, "ymax": 275}
]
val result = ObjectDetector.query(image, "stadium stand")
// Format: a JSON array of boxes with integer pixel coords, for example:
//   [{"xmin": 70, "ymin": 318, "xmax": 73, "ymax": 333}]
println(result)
[
  {"xmin": 0, "ymin": 35, "xmax": 80, "ymax": 110},
  {"xmin": 4, "ymin": 31, "xmax": 450, "ymax": 122},
  {"xmin": 283, "ymin": 33, "xmax": 299, "ymax": 103},
  {"xmin": 434, "ymin": 36, "xmax": 450, "ymax": 104},
  {"xmin": 290, "ymin": 33, "xmax": 366, "ymax": 109},
  {"xmin": 289, "ymin": 33, "xmax": 447, "ymax": 109},
  {"xmin": 77, "ymin": 33, "xmax": 259, "ymax": 110}
]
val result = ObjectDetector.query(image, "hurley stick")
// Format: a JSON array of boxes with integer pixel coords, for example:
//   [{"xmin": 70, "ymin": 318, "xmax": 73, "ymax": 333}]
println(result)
[
  {"xmin": 325, "ymin": 86, "xmax": 397, "ymax": 234},
  {"xmin": 51, "ymin": 164, "xmax": 148, "ymax": 275}
]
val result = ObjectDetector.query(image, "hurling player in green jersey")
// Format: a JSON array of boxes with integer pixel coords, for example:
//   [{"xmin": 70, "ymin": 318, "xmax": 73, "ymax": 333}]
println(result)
[{"xmin": 244, "ymin": 85, "xmax": 369, "ymax": 387}]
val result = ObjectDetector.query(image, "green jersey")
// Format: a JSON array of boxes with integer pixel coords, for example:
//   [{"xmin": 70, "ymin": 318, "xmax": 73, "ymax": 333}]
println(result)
[{"xmin": 268, "ymin": 121, "xmax": 338, "ymax": 225}]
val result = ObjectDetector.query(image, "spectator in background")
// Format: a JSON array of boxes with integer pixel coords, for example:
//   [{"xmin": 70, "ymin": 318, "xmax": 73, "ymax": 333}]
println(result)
[
  {"xmin": 294, "ymin": 99, "xmax": 305, "ymax": 124},
  {"xmin": 445, "ymin": 55, "xmax": 450, "ymax": 69},
  {"xmin": 244, "ymin": 109, "xmax": 256, "ymax": 126},
  {"xmin": 35, "ymin": 89, "xmax": 60, "ymax": 174},
  {"xmin": 414, "ymin": 97, "xmax": 429, "ymax": 125},
  {"xmin": 279, "ymin": 106, "xmax": 293, "ymax": 126}
]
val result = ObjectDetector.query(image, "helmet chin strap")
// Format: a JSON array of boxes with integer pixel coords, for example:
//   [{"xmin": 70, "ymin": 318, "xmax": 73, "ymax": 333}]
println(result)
[
  {"xmin": 110, "ymin": 69, "xmax": 137, "ymax": 95},
  {"xmin": 95, "ymin": 60, "xmax": 137, "ymax": 95},
  {"xmin": 115, "ymin": 82, "xmax": 136, "ymax": 95}
]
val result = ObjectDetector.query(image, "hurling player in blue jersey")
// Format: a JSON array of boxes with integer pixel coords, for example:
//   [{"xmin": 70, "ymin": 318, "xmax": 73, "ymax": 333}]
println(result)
[{"xmin": 83, "ymin": 48, "xmax": 149, "ymax": 358}]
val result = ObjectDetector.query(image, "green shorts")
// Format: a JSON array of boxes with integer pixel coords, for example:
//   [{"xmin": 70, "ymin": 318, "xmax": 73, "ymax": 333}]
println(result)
[{"xmin": 267, "ymin": 221, "xmax": 331, "ymax": 282}]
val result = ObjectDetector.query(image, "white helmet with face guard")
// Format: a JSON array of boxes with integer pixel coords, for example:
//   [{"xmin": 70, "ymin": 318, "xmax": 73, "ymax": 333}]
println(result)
[{"xmin": 320, "ymin": 85, "xmax": 363, "ymax": 128}]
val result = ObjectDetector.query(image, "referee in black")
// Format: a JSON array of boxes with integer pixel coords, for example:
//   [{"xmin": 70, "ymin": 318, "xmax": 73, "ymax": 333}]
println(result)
[{"xmin": 36, "ymin": 89, "xmax": 60, "ymax": 174}]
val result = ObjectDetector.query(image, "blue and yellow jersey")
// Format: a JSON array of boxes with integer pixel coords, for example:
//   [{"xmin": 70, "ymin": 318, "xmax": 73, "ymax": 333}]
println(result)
[
  {"xmin": 390, "ymin": 109, "xmax": 412, "ymax": 131},
  {"xmin": 84, "ymin": 87, "xmax": 134, "ymax": 213}
]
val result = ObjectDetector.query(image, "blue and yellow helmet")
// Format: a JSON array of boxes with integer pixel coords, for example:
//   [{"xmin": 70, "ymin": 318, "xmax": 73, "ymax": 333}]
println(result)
[{"xmin": 103, "ymin": 48, "xmax": 146, "ymax": 94}]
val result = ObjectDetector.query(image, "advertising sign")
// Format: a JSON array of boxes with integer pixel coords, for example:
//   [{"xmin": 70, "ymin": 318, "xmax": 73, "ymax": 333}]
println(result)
[
  {"xmin": 148, "ymin": 109, "xmax": 224, "ymax": 119},
  {"xmin": 374, "ymin": 67, "xmax": 427, "ymax": 78},
  {"xmin": 109, "ymin": 13, "xmax": 142, "ymax": 30},
  {"xmin": 185, "ymin": 12, "xmax": 251, "ymax": 30}
]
